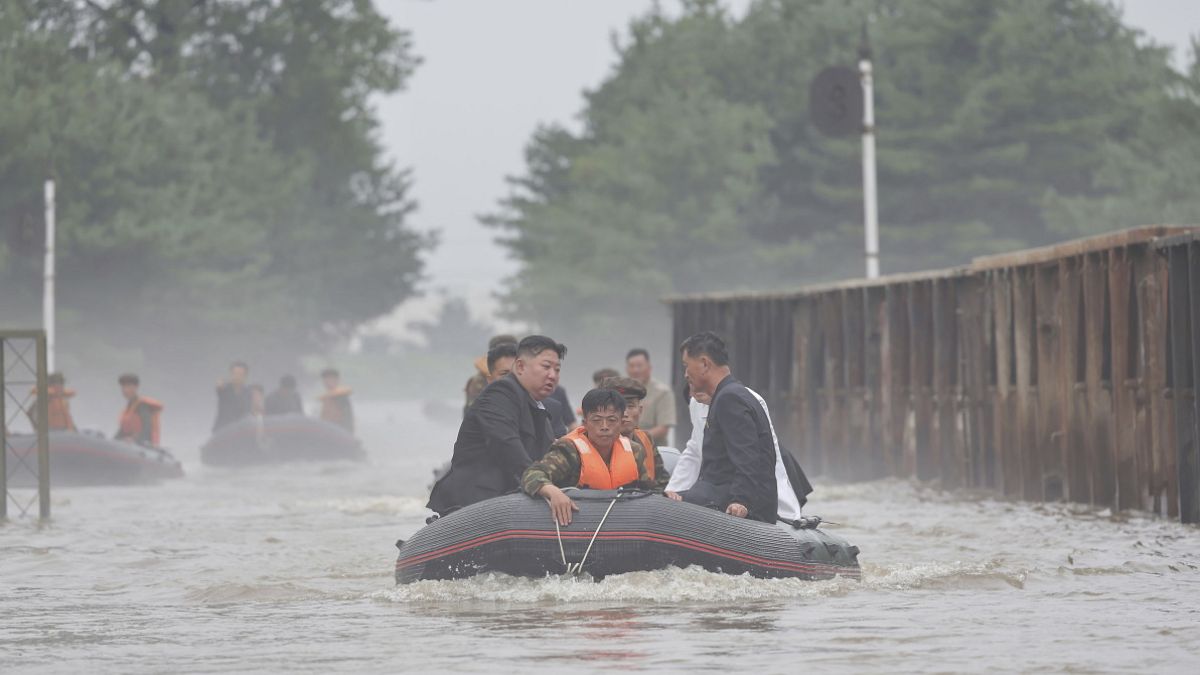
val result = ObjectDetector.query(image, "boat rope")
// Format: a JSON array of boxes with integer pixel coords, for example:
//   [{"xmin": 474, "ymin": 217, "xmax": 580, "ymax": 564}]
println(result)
[{"xmin": 554, "ymin": 494, "xmax": 621, "ymax": 577}]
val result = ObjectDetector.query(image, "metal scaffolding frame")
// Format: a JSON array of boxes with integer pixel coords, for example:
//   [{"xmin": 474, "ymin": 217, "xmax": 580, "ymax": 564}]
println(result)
[{"xmin": 1, "ymin": 330, "xmax": 50, "ymax": 521}]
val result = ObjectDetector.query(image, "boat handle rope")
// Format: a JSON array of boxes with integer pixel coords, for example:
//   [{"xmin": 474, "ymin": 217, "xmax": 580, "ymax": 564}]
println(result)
[{"xmin": 553, "ymin": 494, "xmax": 620, "ymax": 577}]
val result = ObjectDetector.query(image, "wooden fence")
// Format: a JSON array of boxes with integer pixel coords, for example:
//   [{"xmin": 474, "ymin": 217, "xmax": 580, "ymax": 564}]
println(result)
[{"xmin": 668, "ymin": 226, "xmax": 1200, "ymax": 522}]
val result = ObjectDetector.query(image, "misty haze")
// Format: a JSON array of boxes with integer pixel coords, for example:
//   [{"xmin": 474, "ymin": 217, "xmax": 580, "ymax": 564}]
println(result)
[{"xmin": 3, "ymin": 1, "xmax": 1200, "ymax": 673}]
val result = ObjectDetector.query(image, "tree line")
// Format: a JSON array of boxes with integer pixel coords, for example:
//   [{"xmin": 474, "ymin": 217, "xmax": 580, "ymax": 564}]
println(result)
[
  {"xmin": 0, "ymin": 0, "xmax": 427, "ymax": 382},
  {"xmin": 486, "ymin": 0, "xmax": 1200, "ymax": 345}
]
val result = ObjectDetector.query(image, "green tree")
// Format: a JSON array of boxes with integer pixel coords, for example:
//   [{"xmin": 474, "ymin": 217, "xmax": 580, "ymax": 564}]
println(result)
[
  {"xmin": 488, "ymin": 0, "xmax": 1186, "ymax": 347},
  {"xmin": 0, "ymin": 1, "xmax": 428, "ymax": 390}
]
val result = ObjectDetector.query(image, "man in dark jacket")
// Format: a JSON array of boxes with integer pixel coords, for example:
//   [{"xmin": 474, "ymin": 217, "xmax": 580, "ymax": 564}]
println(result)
[
  {"xmin": 427, "ymin": 335, "xmax": 567, "ymax": 515},
  {"xmin": 676, "ymin": 331, "xmax": 777, "ymax": 523},
  {"xmin": 213, "ymin": 361, "xmax": 253, "ymax": 432},
  {"xmin": 264, "ymin": 375, "xmax": 304, "ymax": 416}
]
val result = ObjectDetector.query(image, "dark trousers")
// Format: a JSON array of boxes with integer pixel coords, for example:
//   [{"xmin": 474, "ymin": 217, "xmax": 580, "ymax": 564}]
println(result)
[
  {"xmin": 682, "ymin": 479, "xmax": 773, "ymax": 523},
  {"xmin": 681, "ymin": 479, "xmax": 731, "ymax": 510}
]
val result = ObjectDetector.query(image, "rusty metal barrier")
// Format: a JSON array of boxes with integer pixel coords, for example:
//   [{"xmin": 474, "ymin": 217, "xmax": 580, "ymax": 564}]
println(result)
[{"xmin": 668, "ymin": 226, "xmax": 1200, "ymax": 522}]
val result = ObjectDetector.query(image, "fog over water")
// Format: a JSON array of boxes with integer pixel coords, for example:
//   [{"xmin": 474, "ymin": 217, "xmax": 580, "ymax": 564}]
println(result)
[{"xmin": 3, "ymin": 401, "xmax": 1198, "ymax": 672}]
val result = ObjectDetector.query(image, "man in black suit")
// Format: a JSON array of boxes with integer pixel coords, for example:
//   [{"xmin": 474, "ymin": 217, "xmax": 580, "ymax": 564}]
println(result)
[
  {"xmin": 427, "ymin": 335, "xmax": 567, "ymax": 515},
  {"xmin": 675, "ymin": 331, "xmax": 778, "ymax": 523}
]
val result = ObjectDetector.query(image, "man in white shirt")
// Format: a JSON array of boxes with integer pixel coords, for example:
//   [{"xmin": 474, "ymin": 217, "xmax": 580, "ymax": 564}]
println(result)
[{"xmin": 666, "ymin": 388, "xmax": 806, "ymax": 521}]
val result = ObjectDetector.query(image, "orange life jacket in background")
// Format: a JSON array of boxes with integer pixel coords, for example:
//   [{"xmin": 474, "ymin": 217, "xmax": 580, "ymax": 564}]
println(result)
[
  {"xmin": 42, "ymin": 385, "xmax": 77, "ymax": 431},
  {"xmin": 565, "ymin": 427, "xmax": 640, "ymax": 490},
  {"xmin": 118, "ymin": 396, "xmax": 163, "ymax": 447},
  {"xmin": 632, "ymin": 428, "xmax": 657, "ymax": 481}
]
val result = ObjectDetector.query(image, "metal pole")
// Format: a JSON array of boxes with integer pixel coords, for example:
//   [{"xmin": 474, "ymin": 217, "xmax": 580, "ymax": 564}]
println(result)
[
  {"xmin": 44, "ymin": 179, "xmax": 56, "ymax": 373},
  {"xmin": 1, "ymin": 339, "xmax": 7, "ymax": 521},
  {"xmin": 860, "ymin": 36, "xmax": 880, "ymax": 279},
  {"xmin": 36, "ymin": 334, "xmax": 50, "ymax": 521}
]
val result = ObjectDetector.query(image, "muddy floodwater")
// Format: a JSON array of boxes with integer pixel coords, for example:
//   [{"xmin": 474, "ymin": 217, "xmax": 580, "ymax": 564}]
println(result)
[{"xmin": 3, "ymin": 400, "xmax": 1199, "ymax": 673}]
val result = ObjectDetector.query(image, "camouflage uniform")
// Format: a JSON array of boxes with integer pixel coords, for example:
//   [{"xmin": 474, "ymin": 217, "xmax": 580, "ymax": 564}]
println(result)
[
  {"xmin": 463, "ymin": 355, "xmax": 489, "ymax": 416},
  {"xmin": 599, "ymin": 376, "xmax": 671, "ymax": 488},
  {"xmin": 522, "ymin": 435, "xmax": 661, "ymax": 496}
]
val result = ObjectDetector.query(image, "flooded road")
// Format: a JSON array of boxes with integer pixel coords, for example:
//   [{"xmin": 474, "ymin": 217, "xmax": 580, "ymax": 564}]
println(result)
[{"xmin": 3, "ymin": 400, "xmax": 1199, "ymax": 673}]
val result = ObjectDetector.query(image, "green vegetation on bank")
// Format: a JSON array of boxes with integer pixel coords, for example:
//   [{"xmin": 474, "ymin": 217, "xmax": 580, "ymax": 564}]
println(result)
[
  {"xmin": 488, "ymin": 0, "xmax": 1200, "ymax": 342},
  {"xmin": 0, "ymin": 1, "xmax": 428, "ymax": 379}
]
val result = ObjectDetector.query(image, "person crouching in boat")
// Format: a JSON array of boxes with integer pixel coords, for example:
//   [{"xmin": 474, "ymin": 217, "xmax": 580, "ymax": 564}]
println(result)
[
  {"xmin": 318, "ymin": 368, "xmax": 354, "ymax": 433},
  {"xmin": 672, "ymin": 331, "xmax": 777, "ymax": 523},
  {"xmin": 30, "ymin": 372, "xmax": 77, "ymax": 432},
  {"xmin": 521, "ymin": 388, "xmax": 660, "ymax": 526},
  {"xmin": 115, "ymin": 374, "xmax": 163, "ymax": 447},
  {"xmin": 600, "ymin": 376, "xmax": 669, "ymax": 490}
]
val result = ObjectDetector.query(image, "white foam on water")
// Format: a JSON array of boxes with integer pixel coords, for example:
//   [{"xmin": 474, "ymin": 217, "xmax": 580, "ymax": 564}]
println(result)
[{"xmin": 374, "ymin": 566, "xmax": 862, "ymax": 605}]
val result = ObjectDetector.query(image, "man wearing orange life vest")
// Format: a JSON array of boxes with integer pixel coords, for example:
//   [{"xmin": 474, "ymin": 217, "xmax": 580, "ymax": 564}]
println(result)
[
  {"xmin": 30, "ymin": 372, "xmax": 77, "ymax": 432},
  {"xmin": 600, "ymin": 376, "xmax": 669, "ymax": 489},
  {"xmin": 521, "ymin": 388, "xmax": 660, "ymax": 525},
  {"xmin": 115, "ymin": 374, "xmax": 163, "ymax": 447}
]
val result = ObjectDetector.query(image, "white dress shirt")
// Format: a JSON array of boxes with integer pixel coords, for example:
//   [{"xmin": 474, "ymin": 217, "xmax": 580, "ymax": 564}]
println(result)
[{"xmin": 666, "ymin": 388, "xmax": 802, "ymax": 520}]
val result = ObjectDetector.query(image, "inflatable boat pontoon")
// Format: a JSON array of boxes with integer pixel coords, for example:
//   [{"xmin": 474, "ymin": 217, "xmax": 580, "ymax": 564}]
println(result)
[
  {"xmin": 201, "ymin": 413, "xmax": 364, "ymax": 466},
  {"xmin": 4, "ymin": 430, "xmax": 184, "ymax": 486},
  {"xmin": 395, "ymin": 489, "xmax": 859, "ymax": 583}
]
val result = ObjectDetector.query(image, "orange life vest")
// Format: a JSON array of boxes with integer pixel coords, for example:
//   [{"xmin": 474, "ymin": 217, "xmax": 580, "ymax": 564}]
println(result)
[
  {"xmin": 118, "ymin": 396, "xmax": 163, "ymax": 447},
  {"xmin": 632, "ymin": 428, "xmax": 657, "ymax": 481},
  {"xmin": 39, "ymin": 385, "xmax": 77, "ymax": 431},
  {"xmin": 565, "ymin": 427, "xmax": 640, "ymax": 490}
]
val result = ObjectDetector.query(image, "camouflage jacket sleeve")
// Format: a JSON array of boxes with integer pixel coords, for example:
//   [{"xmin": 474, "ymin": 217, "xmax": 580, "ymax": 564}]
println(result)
[
  {"xmin": 521, "ymin": 440, "xmax": 582, "ymax": 496},
  {"xmin": 650, "ymin": 444, "xmax": 670, "ymax": 490},
  {"xmin": 627, "ymin": 439, "xmax": 662, "ymax": 492}
]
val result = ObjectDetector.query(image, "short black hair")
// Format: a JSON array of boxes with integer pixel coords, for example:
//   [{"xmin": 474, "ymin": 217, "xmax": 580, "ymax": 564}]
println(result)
[
  {"xmin": 680, "ymin": 331, "xmax": 729, "ymax": 366},
  {"xmin": 231, "ymin": 361, "xmax": 249, "ymax": 372},
  {"xmin": 280, "ymin": 375, "xmax": 297, "ymax": 388},
  {"xmin": 48, "ymin": 372, "xmax": 65, "ymax": 385},
  {"xmin": 626, "ymin": 348, "xmax": 650, "ymax": 362},
  {"xmin": 487, "ymin": 342, "xmax": 518, "ymax": 373},
  {"xmin": 320, "ymin": 367, "xmax": 340, "ymax": 378},
  {"xmin": 580, "ymin": 388, "xmax": 627, "ymax": 417},
  {"xmin": 517, "ymin": 335, "xmax": 566, "ymax": 361},
  {"xmin": 118, "ymin": 373, "xmax": 140, "ymax": 386}
]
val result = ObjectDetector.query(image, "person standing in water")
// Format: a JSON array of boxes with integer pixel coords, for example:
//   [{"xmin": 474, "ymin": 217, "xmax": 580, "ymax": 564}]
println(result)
[
  {"xmin": 318, "ymin": 368, "xmax": 354, "ymax": 433},
  {"xmin": 115, "ymin": 374, "xmax": 163, "ymax": 447},
  {"xmin": 213, "ymin": 361, "xmax": 253, "ymax": 431}
]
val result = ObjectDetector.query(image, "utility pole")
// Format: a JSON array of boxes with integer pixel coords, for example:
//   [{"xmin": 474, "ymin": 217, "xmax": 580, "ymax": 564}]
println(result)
[
  {"xmin": 44, "ymin": 179, "xmax": 56, "ymax": 373},
  {"xmin": 859, "ymin": 25, "xmax": 880, "ymax": 279}
]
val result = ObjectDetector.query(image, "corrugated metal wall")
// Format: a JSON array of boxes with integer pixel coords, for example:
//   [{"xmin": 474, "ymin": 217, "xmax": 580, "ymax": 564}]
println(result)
[{"xmin": 669, "ymin": 226, "xmax": 1200, "ymax": 522}]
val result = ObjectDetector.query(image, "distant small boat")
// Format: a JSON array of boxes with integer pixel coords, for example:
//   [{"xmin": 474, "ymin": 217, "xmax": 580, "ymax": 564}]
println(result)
[
  {"xmin": 395, "ymin": 489, "xmax": 860, "ymax": 583},
  {"xmin": 4, "ymin": 430, "xmax": 184, "ymax": 486},
  {"xmin": 200, "ymin": 413, "xmax": 364, "ymax": 466}
]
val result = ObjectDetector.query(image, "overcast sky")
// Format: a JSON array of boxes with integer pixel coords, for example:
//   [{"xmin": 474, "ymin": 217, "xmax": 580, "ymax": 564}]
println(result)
[{"xmin": 375, "ymin": 0, "xmax": 1198, "ymax": 335}]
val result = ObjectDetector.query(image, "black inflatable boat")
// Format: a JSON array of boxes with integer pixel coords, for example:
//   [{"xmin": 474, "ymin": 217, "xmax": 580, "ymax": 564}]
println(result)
[
  {"xmin": 200, "ymin": 413, "xmax": 364, "ymax": 466},
  {"xmin": 395, "ymin": 489, "xmax": 860, "ymax": 583},
  {"xmin": 4, "ymin": 430, "xmax": 184, "ymax": 486}
]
